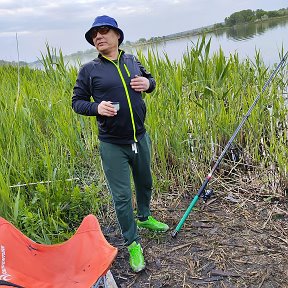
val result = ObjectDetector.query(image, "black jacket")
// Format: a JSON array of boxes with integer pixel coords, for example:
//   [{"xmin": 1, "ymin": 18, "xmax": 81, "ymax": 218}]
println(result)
[{"xmin": 72, "ymin": 50, "xmax": 156, "ymax": 144}]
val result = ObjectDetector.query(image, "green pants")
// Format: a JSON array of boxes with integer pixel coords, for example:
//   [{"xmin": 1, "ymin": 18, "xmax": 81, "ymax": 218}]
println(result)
[{"xmin": 99, "ymin": 133, "xmax": 152, "ymax": 245}]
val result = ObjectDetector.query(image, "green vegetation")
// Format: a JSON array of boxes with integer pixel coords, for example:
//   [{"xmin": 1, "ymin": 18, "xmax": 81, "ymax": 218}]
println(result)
[
  {"xmin": 224, "ymin": 8, "xmax": 288, "ymax": 26},
  {"xmin": 0, "ymin": 38, "xmax": 287, "ymax": 244},
  {"xmin": 0, "ymin": 46, "xmax": 107, "ymax": 243}
]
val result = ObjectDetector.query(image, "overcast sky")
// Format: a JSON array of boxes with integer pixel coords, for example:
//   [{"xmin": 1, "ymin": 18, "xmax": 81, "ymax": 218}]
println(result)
[{"xmin": 0, "ymin": 0, "xmax": 287, "ymax": 62}]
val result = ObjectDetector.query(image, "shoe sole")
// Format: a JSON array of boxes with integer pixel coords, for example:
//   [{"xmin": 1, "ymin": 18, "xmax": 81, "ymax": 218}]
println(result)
[
  {"xmin": 137, "ymin": 226, "xmax": 169, "ymax": 233},
  {"xmin": 133, "ymin": 264, "xmax": 146, "ymax": 273}
]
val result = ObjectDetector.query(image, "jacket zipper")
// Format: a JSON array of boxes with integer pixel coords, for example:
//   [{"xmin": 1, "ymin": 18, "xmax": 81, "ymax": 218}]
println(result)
[
  {"xmin": 124, "ymin": 64, "xmax": 131, "ymax": 77},
  {"xmin": 103, "ymin": 51, "xmax": 137, "ymax": 142}
]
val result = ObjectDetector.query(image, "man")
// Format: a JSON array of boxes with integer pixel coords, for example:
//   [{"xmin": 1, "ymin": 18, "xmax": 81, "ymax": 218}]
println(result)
[{"xmin": 72, "ymin": 15, "xmax": 169, "ymax": 273}]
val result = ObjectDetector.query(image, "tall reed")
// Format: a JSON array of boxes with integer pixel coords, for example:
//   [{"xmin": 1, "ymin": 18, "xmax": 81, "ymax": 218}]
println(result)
[
  {"xmin": 138, "ymin": 36, "xmax": 287, "ymax": 189},
  {"xmin": 0, "ymin": 38, "xmax": 287, "ymax": 242},
  {"xmin": 0, "ymin": 47, "xmax": 104, "ymax": 243}
]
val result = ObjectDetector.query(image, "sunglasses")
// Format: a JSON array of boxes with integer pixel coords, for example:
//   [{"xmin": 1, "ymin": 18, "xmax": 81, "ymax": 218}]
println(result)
[{"xmin": 91, "ymin": 26, "xmax": 111, "ymax": 38}]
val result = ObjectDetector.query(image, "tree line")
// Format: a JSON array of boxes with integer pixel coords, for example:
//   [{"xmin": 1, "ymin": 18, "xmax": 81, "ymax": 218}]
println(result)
[
  {"xmin": 0, "ymin": 60, "xmax": 27, "ymax": 66},
  {"xmin": 224, "ymin": 8, "xmax": 288, "ymax": 26}
]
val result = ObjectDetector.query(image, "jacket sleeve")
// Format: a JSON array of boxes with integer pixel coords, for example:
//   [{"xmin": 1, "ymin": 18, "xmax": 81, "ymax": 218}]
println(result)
[
  {"xmin": 137, "ymin": 59, "xmax": 156, "ymax": 93},
  {"xmin": 72, "ymin": 65, "xmax": 99, "ymax": 116}
]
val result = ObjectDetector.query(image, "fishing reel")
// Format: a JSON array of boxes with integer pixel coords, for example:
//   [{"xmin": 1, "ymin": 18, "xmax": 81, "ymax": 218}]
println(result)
[{"xmin": 201, "ymin": 189, "xmax": 213, "ymax": 202}]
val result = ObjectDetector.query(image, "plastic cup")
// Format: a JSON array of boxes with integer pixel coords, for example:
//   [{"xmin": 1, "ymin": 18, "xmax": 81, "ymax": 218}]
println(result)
[{"xmin": 112, "ymin": 102, "xmax": 120, "ymax": 111}]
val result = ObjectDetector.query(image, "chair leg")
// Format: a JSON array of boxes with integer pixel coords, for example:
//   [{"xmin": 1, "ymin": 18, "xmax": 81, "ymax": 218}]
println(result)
[
  {"xmin": 91, "ymin": 270, "xmax": 118, "ymax": 288},
  {"xmin": 91, "ymin": 275, "xmax": 107, "ymax": 288}
]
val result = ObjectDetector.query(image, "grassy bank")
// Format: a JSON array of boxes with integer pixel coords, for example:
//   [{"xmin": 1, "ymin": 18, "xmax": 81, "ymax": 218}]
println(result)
[{"xmin": 0, "ymin": 37, "xmax": 287, "ymax": 243}]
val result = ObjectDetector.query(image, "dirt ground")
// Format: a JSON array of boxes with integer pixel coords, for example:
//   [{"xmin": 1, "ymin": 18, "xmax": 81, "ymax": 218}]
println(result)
[{"xmin": 102, "ymin": 168, "xmax": 288, "ymax": 288}]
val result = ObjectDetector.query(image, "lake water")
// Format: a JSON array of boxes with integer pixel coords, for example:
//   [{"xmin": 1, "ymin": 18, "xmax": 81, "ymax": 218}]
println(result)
[
  {"xmin": 37, "ymin": 17, "xmax": 287, "ymax": 71},
  {"xmin": 134, "ymin": 17, "xmax": 288, "ymax": 67}
]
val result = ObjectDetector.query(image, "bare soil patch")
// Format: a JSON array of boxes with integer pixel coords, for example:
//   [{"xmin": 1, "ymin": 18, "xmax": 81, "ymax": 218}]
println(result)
[{"xmin": 102, "ymin": 169, "xmax": 288, "ymax": 288}]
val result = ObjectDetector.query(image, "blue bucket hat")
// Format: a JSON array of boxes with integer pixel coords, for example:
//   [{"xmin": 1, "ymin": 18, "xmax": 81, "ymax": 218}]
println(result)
[{"xmin": 85, "ymin": 15, "xmax": 124, "ymax": 46}]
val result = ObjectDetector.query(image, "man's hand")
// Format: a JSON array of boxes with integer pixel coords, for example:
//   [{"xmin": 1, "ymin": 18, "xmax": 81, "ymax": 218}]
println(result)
[
  {"xmin": 130, "ymin": 75, "xmax": 150, "ymax": 92},
  {"xmin": 97, "ymin": 101, "xmax": 117, "ymax": 116}
]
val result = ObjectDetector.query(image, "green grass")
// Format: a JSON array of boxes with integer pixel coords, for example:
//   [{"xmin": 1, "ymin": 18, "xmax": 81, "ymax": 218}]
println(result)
[{"xmin": 0, "ymin": 37, "xmax": 287, "ymax": 243}]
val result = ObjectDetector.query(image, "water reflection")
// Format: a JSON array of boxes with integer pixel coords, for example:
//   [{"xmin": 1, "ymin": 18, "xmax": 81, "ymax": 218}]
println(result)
[{"xmin": 219, "ymin": 18, "xmax": 288, "ymax": 41}]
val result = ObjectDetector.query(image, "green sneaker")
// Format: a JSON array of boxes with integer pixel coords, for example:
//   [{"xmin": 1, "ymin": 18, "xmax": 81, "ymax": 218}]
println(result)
[
  {"xmin": 127, "ymin": 241, "xmax": 145, "ymax": 273},
  {"xmin": 137, "ymin": 216, "xmax": 169, "ymax": 232}
]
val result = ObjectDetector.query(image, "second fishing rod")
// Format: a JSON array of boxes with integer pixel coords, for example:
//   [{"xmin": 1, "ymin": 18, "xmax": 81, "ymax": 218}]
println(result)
[{"xmin": 172, "ymin": 50, "xmax": 288, "ymax": 238}]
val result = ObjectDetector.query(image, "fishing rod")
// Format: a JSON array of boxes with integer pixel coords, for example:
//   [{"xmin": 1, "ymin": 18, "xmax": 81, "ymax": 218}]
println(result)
[{"xmin": 172, "ymin": 50, "xmax": 288, "ymax": 238}]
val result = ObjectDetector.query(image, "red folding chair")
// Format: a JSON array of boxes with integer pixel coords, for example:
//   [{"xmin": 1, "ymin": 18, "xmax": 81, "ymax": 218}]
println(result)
[{"xmin": 0, "ymin": 214, "xmax": 117, "ymax": 288}]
